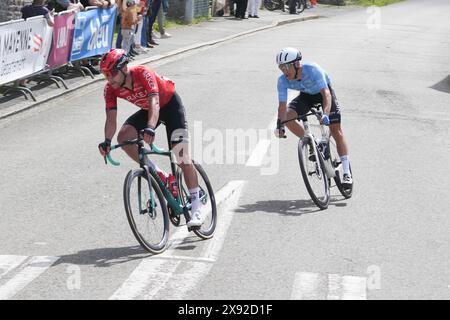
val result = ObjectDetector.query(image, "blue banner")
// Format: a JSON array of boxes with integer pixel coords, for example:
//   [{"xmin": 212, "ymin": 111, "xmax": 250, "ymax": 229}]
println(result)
[{"xmin": 70, "ymin": 7, "xmax": 117, "ymax": 61}]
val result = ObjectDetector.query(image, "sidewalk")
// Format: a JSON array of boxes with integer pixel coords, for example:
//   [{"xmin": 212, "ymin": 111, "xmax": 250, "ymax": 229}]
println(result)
[{"xmin": 0, "ymin": 6, "xmax": 332, "ymax": 120}]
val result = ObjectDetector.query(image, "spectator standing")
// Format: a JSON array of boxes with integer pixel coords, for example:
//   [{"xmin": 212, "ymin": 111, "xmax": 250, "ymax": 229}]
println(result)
[
  {"xmin": 118, "ymin": 0, "xmax": 138, "ymax": 54},
  {"xmin": 247, "ymin": 0, "xmax": 260, "ymax": 18},
  {"xmin": 156, "ymin": 0, "xmax": 170, "ymax": 38},
  {"xmin": 234, "ymin": 0, "xmax": 248, "ymax": 19},
  {"xmin": 21, "ymin": 0, "xmax": 55, "ymax": 26},
  {"xmin": 146, "ymin": 0, "xmax": 161, "ymax": 46},
  {"xmin": 133, "ymin": 0, "xmax": 149, "ymax": 52}
]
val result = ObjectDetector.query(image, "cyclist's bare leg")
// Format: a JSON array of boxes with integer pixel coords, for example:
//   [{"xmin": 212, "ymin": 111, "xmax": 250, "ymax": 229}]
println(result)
[
  {"xmin": 284, "ymin": 108, "xmax": 305, "ymax": 138},
  {"xmin": 329, "ymin": 123, "xmax": 348, "ymax": 157},
  {"xmin": 171, "ymin": 142, "xmax": 199, "ymax": 190},
  {"xmin": 117, "ymin": 124, "xmax": 140, "ymax": 163}
]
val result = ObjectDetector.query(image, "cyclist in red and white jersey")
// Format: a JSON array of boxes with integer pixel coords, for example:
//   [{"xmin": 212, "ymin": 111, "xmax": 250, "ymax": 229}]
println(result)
[{"xmin": 97, "ymin": 49, "xmax": 204, "ymax": 227}]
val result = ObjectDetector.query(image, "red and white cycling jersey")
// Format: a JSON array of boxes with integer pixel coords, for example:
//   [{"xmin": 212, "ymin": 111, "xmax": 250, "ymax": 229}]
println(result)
[{"xmin": 104, "ymin": 65, "xmax": 175, "ymax": 110}]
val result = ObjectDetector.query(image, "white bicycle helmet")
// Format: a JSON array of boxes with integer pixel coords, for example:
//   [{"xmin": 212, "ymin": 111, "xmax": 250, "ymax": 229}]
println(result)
[{"xmin": 276, "ymin": 47, "xmax": 302, "ymax": 65}]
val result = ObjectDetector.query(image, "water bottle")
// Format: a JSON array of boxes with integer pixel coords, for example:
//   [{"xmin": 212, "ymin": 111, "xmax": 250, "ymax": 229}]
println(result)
[
  {"xmin": 168, "ymin": 174, "xmax": 179, "ymax": 199},
  {"xmin": 157, "ymin": 171, "xmax": 167, "ymax": 185}
]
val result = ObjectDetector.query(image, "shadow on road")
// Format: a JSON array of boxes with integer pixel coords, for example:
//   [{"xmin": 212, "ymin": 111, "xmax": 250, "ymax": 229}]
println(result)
[
  {"xmin": 430, "ymin": 75, "xmax": 450, "ymax": 94},
  {"xmin": 52, "ymin": 245, "xmax": 151, "ymax": 268},
  {"xmin": 234, "ymin": 196, "xmax": 347, "ymax": 217}
]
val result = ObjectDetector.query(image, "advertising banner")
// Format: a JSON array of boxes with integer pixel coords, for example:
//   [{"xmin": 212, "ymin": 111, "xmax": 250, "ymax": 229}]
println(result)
[
  {"xmin": 70, "ymin": 7, "xmax": 117, "ymax": 62},
  {"xmin": 47, "ymin": 11, "xmax": 76, "ymax": 68},
  {"xmin": 0, "ymin": 17, "xmax": 53, "ymax": 85}
]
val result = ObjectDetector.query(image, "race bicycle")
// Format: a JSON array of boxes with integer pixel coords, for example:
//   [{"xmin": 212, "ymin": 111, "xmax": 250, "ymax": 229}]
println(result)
[
  {"xmin": 105, "ymin": 135, "xmax": 217, "ymax": 254},
  {"xmin": 263, "ymin": 0, "xmax": 307, "ymax": 14},
  {"xmin": 282, "ymin": 104, "xmax": 353, "ymax": 210}
]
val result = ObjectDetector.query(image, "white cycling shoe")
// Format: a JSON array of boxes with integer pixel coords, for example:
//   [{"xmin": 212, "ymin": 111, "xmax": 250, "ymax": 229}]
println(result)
[{"xmin": 187, "ymin": 209, "xmax": 205, "ymax": 228}]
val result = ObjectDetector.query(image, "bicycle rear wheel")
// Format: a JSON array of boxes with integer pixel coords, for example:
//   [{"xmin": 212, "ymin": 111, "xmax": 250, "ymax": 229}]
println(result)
[
  {"xmin": 123, "ymin": 168, "xmax": 169, "ymax": 254},
  {"xmin": 298, "ymin": 137, "xmax": 330, "ymax": 209},
  {"xmin": 329, "ymin": 139, "xmax": 353, "ymax": 199},
  {"xmin": 177, "ymin": 161, "xmax": 217, "ymax": 239},
  {"xmin": 264, "ymin": 0, "xmax": 281, "ymax": 11}
]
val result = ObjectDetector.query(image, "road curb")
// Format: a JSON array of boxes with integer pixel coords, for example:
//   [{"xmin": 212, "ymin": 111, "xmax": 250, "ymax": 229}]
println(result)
[{"xmin": 0, "ymin": 15, "xmax": 321, "ymax": 121}]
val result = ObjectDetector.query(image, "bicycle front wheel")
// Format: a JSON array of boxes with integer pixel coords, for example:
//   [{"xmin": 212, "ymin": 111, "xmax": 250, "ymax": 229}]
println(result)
[
  {"xmin": 329, "ymin": 139, "xmax": 353, "ymax": 199},
  {"xmin": 297, "ymin": 0, "xmax": 306, "ymax": 13},
  {"xmin": 123, "ymin": 168, "xmax": 170, "ymax": 254},
  {"xmin": 177, "ymin": 161, "xmax": 217, "ymax": 239},
  {"xmin": 298, "ymin": 137, "xmax": 330, "ymax": 209}
]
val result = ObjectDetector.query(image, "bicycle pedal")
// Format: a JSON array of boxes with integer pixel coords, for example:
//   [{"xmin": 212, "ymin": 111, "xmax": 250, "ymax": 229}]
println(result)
[{"xmin": 187, "ymin": 226, "xmax": 200, "ymax": 232}]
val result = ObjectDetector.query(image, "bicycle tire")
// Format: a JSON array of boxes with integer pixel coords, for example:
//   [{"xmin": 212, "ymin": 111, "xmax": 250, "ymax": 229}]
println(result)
[
  {"xmin": 177, "ymin": 161, "xmax": 217, "ymax": 239},
  {"xmin": 298, "ymin": 137, "xmax": 330, "ymax": 210},
  {"xmin": 123, "ymin": 168, "xmax": 170, "ymax": 254},
  {"xmin": 329, "ymin": 139, "xmax": 353, "ymax": 199},
  {"xmin": 264, "ymin": 0, "xmax": 281, "ymax": 11},
  {"xmin": 298, "ymin": 0, "xmax": 306, "ymax": 13}
]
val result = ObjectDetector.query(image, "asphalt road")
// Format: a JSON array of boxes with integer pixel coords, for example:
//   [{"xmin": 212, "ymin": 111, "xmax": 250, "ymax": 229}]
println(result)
[{"xmin": 0, "ymin": 0, "xmax": 449, "ymax": 300}]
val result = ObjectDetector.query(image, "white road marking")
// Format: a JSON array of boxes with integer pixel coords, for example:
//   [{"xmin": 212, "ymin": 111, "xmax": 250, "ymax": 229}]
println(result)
[
  {"xmin": 291, "ymin": 272, "xmax": 321, "ymax": 300},
  {"xmin": 327, "ymin": 273, "xmax": 342, "ymax": 300},
  {"xmin": 0, "ymin": 255, "xmax": 28, "ymax": 278},
  {"xmin": 109, "ymin": 180, "xmax": 246, "ymax": 300},
  {"xmin": 291, "ymin": 272, "xmax": 367, "ymax": 300},
  {"xmin": 0, "ymin": 256, "xmax": 59, "ymax": 300},
  {"xmin": 342, "ymin": 275, "xmax": 367, "ymax": 300},
  {"xmin": 245, "ymin": 117, "xmax": 277, "ymax": 167},
  {"xmin": 201, "ymin": 180, "xmax": 246, "ymax": 261},
  {"xmin": 246, "ymin": 140, "xmax": 272, "ymax": 167}
]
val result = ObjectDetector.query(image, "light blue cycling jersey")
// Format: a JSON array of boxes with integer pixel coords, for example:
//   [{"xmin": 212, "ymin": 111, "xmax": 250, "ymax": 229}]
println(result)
[{"xmin": 277, "ymin": 61, "xmax": 331, "ymax": 102}]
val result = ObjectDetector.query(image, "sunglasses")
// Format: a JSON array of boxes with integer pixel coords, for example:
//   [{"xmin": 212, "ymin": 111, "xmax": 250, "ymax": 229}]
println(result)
[
  {"xmin": 278, "ymin": 62, "xmax": 294, "ymax": 72},
  {"xmin": 103, "ymin": 68, "xmax": 121, "ymax": 79}
]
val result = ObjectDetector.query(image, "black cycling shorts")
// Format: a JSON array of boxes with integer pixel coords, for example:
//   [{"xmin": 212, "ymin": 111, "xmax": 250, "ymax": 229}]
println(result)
[
  {"xmin": 288, "ymin": 85, "xmax": 342, "ymax": 124},
  {"xmin": 124, "ymin": 92, "xmax": 188, "ymax": 148}
]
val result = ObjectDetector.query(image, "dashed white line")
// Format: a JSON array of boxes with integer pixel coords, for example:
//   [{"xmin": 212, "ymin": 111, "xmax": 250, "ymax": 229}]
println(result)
[
  {"xmin": 0, "ymin": 255, "xmax": 28, "ymax": 278},
  {"xmin": 291, "ymin": 272, "xmax": 367, "ymax": 300},
  {"xmin": 0, "ymin": 256, "xmax": 59, "ymax": 300},
  {"xmin": 291, "ymin": 272, "xmax": 321, "ymax": 300},
  {"xmin": 342, "ymin": 275, "xmax": 367, "ymax": 300},
  {"xmin": 109, "ymin": 180, "xmax": 246, "ymax": 300}
]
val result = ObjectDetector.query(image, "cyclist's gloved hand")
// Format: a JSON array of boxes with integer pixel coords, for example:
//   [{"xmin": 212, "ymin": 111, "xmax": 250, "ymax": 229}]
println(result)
[
  {"xmin": 274, "ymin": 119, "xmax": 286, "ymax": 138},
  {"xmin": 98, "ymin": 138, "xmax": 111, "ymax": 157},
  {"xmin": 321, "ymin": 114, "xmax": 330, "ymax": 126},
  {"xmin": 143, "ymin": 126, "xmax": 156, "ymax": 145}
]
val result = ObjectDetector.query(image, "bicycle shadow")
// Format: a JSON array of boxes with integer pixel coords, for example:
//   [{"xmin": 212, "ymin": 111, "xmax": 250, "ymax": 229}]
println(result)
[
  {"xmin": 234, "ymin": 196, "xmax": 347, "ymax": 217},
  {"xmin": 51, "ymin": 245, "xmax": 151, "ymax": 268}
]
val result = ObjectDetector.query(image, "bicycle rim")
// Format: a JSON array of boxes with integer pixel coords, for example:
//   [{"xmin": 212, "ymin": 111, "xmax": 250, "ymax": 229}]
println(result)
[
  {"xmin": 264, "ymin": 0, "xmax": 281, "ymax": 11},
  {"xmin": 123, "ymin": 169, "xmax": 169, "ymax": 254},
  {"xmin": 329, "ymin": 139, "xmax": 353, "ymax": 199},
  {"xmin": 177, "ymin": 161, "xmax": 217, "ymax": 239},
  {"xmin": 298, "ymin": 138, "xmax": 330, "ymax": 209},
  {"xmin": 298, "ymin": 1, "xmax": 305, "ymax": 13}
]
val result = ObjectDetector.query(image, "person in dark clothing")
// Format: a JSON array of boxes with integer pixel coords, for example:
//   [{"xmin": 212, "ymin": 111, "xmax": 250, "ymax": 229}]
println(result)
[
  {"xmin": 47, "ymin": 0, "xmax": 84, "ymax": 12},
  {"xmin": 79, "ymin": 0, "xmax": 115, "ymax": 9},
  {"xmin": 146, "ymin": 0, "xmax": 161, "ymax": 46},
  {"xmin": 21, "ymin": 0, "xmax": 55, "ymax": 26},
  {"xmin": 234, "ymin": 0, "xmax": 248, "ymax": 19}
]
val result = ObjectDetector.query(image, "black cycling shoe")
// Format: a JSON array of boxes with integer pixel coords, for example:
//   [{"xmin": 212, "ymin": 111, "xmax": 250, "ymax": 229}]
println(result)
[{"xmin": 308, "ymin": 147, "xmax": 316, "ymax": 161}]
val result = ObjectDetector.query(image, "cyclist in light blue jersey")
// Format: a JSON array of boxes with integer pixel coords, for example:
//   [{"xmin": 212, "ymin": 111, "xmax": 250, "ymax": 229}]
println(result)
[{"xmin": 274, "ymin": 47, "xmax": 352, "ymax": 187}]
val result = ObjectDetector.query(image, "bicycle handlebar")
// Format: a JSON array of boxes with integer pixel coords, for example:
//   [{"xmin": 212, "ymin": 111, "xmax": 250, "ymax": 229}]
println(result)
[
  {"xmin": 104, "ymin": 137, "xmax": 167, "ymax": 167},
  {"xmin": 280, "ymin": 105, "xmax": 324, "ymax": 126}
]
